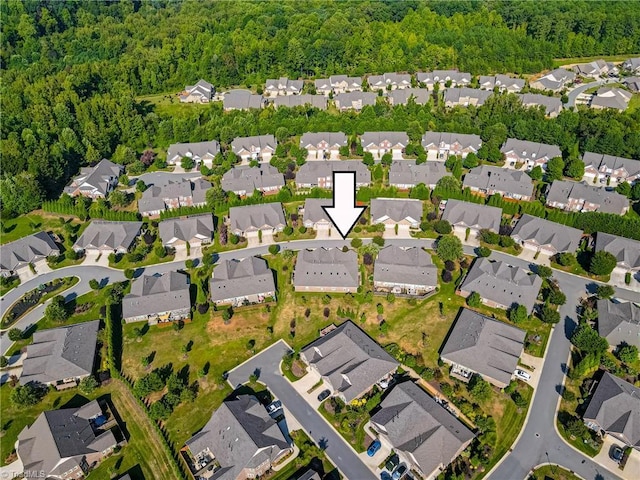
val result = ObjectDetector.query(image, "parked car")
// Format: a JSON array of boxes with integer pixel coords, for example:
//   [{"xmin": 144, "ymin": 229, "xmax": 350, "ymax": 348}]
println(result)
[
  {"xmin": 317, "ymin": 389, "xmax": 331, "ymax": 402},
  {"xmin": 514, "ymin": 369, "xmax": 531, "ymax": 381},
  {"xmin": 385, "ymin": 453, "xmax": 399, "ymax": 472},
  {"xmin": 367, "ymin": 439, "xmax": 381, "ymax": 457},
  {"xmin": 611, "ymin": 445, "xmax": 624, "ymax": 463},
  {"xmin": 380, "ymin": 472, "xmax": 392, "ymax": 480},
  {"xmin": 392, "ymin": 463, "xmax": 407, "ymax": 480},
  {"xmin": 266, "ymin": 400, "xmax": 282, "ymax": 414}
]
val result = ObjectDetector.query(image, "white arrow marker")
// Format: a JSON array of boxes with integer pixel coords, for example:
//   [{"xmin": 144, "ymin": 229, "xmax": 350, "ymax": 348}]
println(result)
[{"xmin": 322, "ymin": 171, "xmax": 367, "ymax": 239}]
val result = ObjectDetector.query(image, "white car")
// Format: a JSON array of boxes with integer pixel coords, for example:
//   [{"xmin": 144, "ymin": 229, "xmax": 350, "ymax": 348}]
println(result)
[{"xmin": 514, "ymin": 369, "xmax": 531, "ymax": 381}]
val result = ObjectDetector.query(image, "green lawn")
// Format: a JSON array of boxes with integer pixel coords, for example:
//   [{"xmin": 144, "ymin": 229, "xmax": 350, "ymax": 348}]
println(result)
[
  {"xmin": 627, "ymin": 93, "xmax": 640, "ymax": 113},
  {"xmin": 552, "ymin": 54, "xmax": 639, "ymax": 68},
  {"xmin": 529, "ymin": 464, "xmax": 582, "ymax": 480}
]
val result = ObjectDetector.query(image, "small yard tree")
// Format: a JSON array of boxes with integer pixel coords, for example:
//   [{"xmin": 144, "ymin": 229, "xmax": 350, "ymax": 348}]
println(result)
[
  {"xmin": 615, "ymin": 344, "xmax": 639, "ymax": 364},
  {"xmin": 477, "ymin": 246, "xmax": 491, "ymax": 258},
  {"xmin": 372, "ymin": 236, "xmax": 385, "ymax": 247},
  {"xmin": 536, "ymin": 265, "xmax": 553, "ymax": 279},
  {"xmin": 8, "ymin": 328, "xmax": 23, "ymax": 341},
  {"xmin": 45, "ymin": 295, "xmax": 69, "ymax": 323},
  {"xmin": 10, "ymin": 384, "xmax": 45, "ymax": 406},
  {"xmin": 571, "ymin": 324, "xmax": 608, "ymax": 355},
  {"xmin": 509, "ymin": 304, "xmax": 528, "ymax": 324},
  {"xmin": 434, "ymin": 220, "xmax": 452, "ymax": 234},
  {"xmin": 89, "ymin": 279, "xmax": 100, "ymax": 290},
  {"xmin": 540, "ymin": 304, "xmax": 560, "ymax": 324},
  {"xmin": 589, "ymin": 251, "xmax": 617, "ymax": 276},
  {"xmin": 79, "ymin": 376, "xmax": 99, "ymax": 394},
  {"xmin": 351, "ymin": 238, "xmax": 362, "ymax": 248},
  {"xmin": 181, "ymin": 156, "xmax": 195, "ymax": 170},
  {"xmin": 436, "ymin": 235, "xmax": 463, "ymax": 262},
  {"xmin": 595, "ymin": 284, "xmax": 615, "ymax": 300},
  {"xmin": 466, "ymin": 292, "xmax": 481, "ymax": 308},
  {"xmin": 468, "ymin": 375, "xmax": 492, "ymax": 402}
]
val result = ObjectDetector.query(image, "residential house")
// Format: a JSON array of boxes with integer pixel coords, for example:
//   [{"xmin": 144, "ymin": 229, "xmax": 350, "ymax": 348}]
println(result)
[
  {"xmin": 361, "ymin": 131, "xmax": 410, "ymax": 160},
  {"xmin": 529, "ymin": 68, "xmax": 576, "ymax": 92},
  {"xmin": 334, "ymin": 91, "xmax": 377, "ymax": 111},
  {"xmin": 478, "ymin": 74, "xmax": 525, "ymax": 93},
  {"xmin": 122, "ymin": 272, "xmax": 190, "ymax": 325},
  {"xmin": 582, "ymin": 152, "xmax": 640, "ymax": 186},
  {"xmin": 231, "ymin": 135, "xmax": 277, "ymax": 163},
  {"xmin": 501, "ymin": 138, "xmax": 562, "ymax": 170},
  {"xmin": 417, "ymin": 70, "xmax": 471, "ymax": 90},
  {"xmin": 440, "ymin": 308, "xmax": 526, "ymax": 388},
  {"xmin": 180, "ymin": 79, "xmax": 214, "ymax": 103},
  {"xmin": 441, "ymin": 200, "xmax": 502, "ymax": 237},
  {"xmin": 228, "ymin": 203, "xmax": 286, "ymax": 242},
  {"xmin": 458, "ymin": 258, "xmax": 542, "ymax": 314},
  {"xmin": 370, "ymin": 198, "xmax": 423, "ymax": 234},
  {"xmin": 367, "ymin": 72, "xmax": 412, "ymax": 91},
  {"xmin": 546, "ymin": 180, "xmax": 629, "ymax": 214},
  {"xmin": 293, "ymin": 248, "xmax": 359, "ymax": 293},
  {"xmin": 210, "ymin": 257, "xmax": 276, "ymax": 307},
  {"xmin": 422, "ymin": 131, "xmax": 482, "ymax": 161},
  {"xmin": 20, "ymin": 320, "xmax": 100, "ymax": 388},
  {"xmin": 597, "ymin": 300, "xmax": 640, "ymax": 349},
  {"xmin": 295, "ymin": 469, "xmax": 321, "ymax": 480},
  {"xmin": 594, "ymin": 232, "xmax": 640, "ymax": 278},
  {"xmin": 299, "ymin": 132, "xmax": 348, "ymax": 161},
  {"xmin": 73, "ymin": 220, "xmax": 142, "ymax": 254},
  {"xmin": 296, "ymin": 161, "xmax": 371, "ymax": 189},
  {"xmin": 370, "ymin": 381, "xmax": 475, "ymax": 479},
  {"xmin": 0, "ymin": 232, "xmax": 60, "ymax": 277},
  {"xmin": 302, "ymin": 198, "xmax": 334, "ymax": 237},
  {"xmin": 272, "ymin": 94, "xmax": 327, "ymax": 110},
  {"xmin": 574, "ymin": 59, "xmax": 615, "ymax": 78},
  {"xmin": 516, "ymin": 93, "xmax": 563, "ymax": 117},
  {"xmin": 264, "ymin": 77, "xmax": 304, "ymax": 97},
  {"xmin": 385, "ymin": 88, "xmax": 431, "ymax": 106},
  {"xmin": 159, "ymin": 214, "xmax": 214, "ymax": 248},
  {"xmin": 510, "ymin": 214, "xmax": 583, "ymax": 256},
  {"xmin": 463, "ymin": 165, "xmax": 535, "ymax": 201},
  {"xmin": 221, "ymin": 165, "xmax": 284, "ymax": 196},
  {"xmin": 167, "ymin": 141, "xmax": 220, "ymax": 168},
  {"xmin": 373, "ymin": 246, "xmax": 438, "ymax": 296},
  {"xmin": 300, "ymin": 320, "xmax": 399, "ymax": 402},
  {"xmin": 590, "ymin": 87, "xmax": 632, "ymax": 111},
  {"xmin": 443, "ymin": 88, "xmax": 492, "ymax": 108},
  {"xmin": 389, "ymin": 160, "xmax": 449, "ymax": 189},
  {"xmin": 314, "ymin": 75, "xmax": 362, "ymax": 95},
  {"xmin": 583, "ymin": 372, "xmax": 640, "ymax": 450},
  {"xmin": 184, "ymin": 395, "xmax": 291, "ymax": 480},
  {"xmin": 63, "ymin": 158, "xmax": 123, "ymax": 199},
  {"xmin": 222, "ymin": 89, "xmax": 265, "ymax": 111},
  {"xmin": 622, "ymin": 76, "xmax": 640, "ymax": 93},
  {"xmin": 138, "ymin": 178, "xmax": 210, "ymax": 216},
  {"xmin": 623, "ymin": 57, "xmax": 640, "ymax": 73},
  {"xmin": 17, "ymin": 400, "xmax": 118, "ymax": 479}
]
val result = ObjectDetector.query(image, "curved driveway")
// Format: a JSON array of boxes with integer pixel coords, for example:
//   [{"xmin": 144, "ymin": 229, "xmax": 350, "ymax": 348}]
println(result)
[{"xmin": 566, "ymin": 78, "xmax": 615, "ymax": 108}]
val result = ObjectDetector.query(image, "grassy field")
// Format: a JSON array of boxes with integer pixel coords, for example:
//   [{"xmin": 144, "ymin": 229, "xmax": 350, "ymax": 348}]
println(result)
[
  {"xmin": 529, "ymin": 464, "xmax": 582, "ymax": 480},
  {"xmin": 1, "ymin": 211, "xmax": 87, "ymax": 245},
  {"xmin": 627, "ymin": 93, "xmax": 640, "ymax": 113},
  {"xmin": 136, "ymin": 92, "xmax": 215, "ymax": 118},
  {"xmin": 552, "ymin": 54, "xmax": 639, "ymax": 68}
]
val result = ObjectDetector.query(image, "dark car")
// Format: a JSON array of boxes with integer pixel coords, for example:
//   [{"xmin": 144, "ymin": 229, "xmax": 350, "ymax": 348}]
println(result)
[
  {"xmin": 392, "ymin": 464, "xmax": 407, "ymax": 480},
  {"xmin": 367, "ymin": 439, "xmax": 381, "ymax": 457},
  {"xmin": 317, "ymin": 389, "xmax": 331, "ymax": 402},
  {"xmin": 385, "ymin": 454, "xmax": 399, "ymax": 472},
  {"xmin": 611, "ymin": 445, "xmax": 624, "ymax": 463},
  {"xmin": 380, "ymin": 472, "xmax": 392, "ymax": 480}
]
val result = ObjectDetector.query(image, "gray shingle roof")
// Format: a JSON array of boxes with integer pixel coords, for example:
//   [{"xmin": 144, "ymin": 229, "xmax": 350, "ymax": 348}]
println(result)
[
  {"xmin": 273, "ymin": 94, "xmax": 327, "ymax": 109},
  {"xmin": 159, "ymin": 214, "xmax": 214, "ymax": 246},
  {"xmin": 300, "ymin": 132, "xmax": 348, "ymax": 150},
  {"xmin": 368, "ymin": 72, "xmax": 412, "ymax": 89},
  {"xmin": 303, "ymin": 198, "xmax": 332, "ymax": 224},
  {"xmin": 167, "ymin": 141, "xmax": 220, "ymax": 164},
  {"xmin": 591, "ymin": 87, "xmax": 632, "ymax": 110},
  {"xmin": 296, "ymin": 160, "xmax": 371, "ymax": 187},
  {"xmin": 460, "ymin": 258, "xmax": 542, "ymax": 313},
  {"xmin": 229, "ymin": 203, "xmax": 286, "ymax": 233},
  {"xmin": 63, "ymin": 158, "xmax": 123, "ymax": 197},
  {"xmin": 582, "ymin": 152, "xmax": 640, "ymax": 180},
  {"xmin": 361, "ymin": 131, "xmax": 409, "ymax": 150},
  {"xmin": 0, "ymin": 232, "xmax": 60, "ymax": 274},
  {"xmin": 386, "ymin": 88, "xmax": 431, "ymax": 105},
  {"xmin": 374, "ymin": 246, "xmax": 438, "ymax": 289},
  {"xmin": 444, "ymin": 88, "xmax": 492, "ymax": 106},
  {"xmin": 21, "ymin": 320, "xmax": 100, "ymax": 386},
  {"xmin": 501, "ymin": 138, "xmax": 562, "ymax": 163},
  {"xmin": 463, "ymin": 165, "xmax": 535, "ymax": 199},
  {"xmin": 595, "ymin": 232, "xmax": 640, "ymax": 270},
  {"xmin": 370, "ymin": 198, "xmax": 422, "ymax": 224},
  {"xmin": 138, "ymin": 178, "xmax": 211, "ymax": 215},
  {"xmin": 334, "ymin": 91, "xmax": 377, "ymax": 110},
  {"xmin": 574, "ymin": 59, "xmax": 608, "ymax": 76},
  {"xmin": 389, "ymin": 160, "xmax": 448, "ymax": 187},
  {"xmin": 583, "ymin": 372, "xmax": 640, "ymax": 449},
  {"xmin": 185, "ymin": 395, "xmax": 290, "ymax": 480},
  {"xmin": 440, "ymin": 308, "xmax": 526, "ymax": 386},
  {"xmin": 597, "ymin": 300, "xmax": 640, "ymax": 349},
  {"xmin": 530, "ymin": 68, "xmax": 575, "ymax": 91},
  {"xmin": 223, "ymin": 89, "xmax": 265, "ymax": 110},
  {"xmin": 441, "ymin": 199, "xmax": 502, "ymax": 232},
  {"xmin": 73, "ymin": 221, "xmax": 142, "ymax": 251},
  {"xmin": 510, "ymin": 214, "xmax": 583, "ymax": 254},
  {"xmin": 122, "ymin": 272, "xmax": 190, "ymax": 319},
  {"xmin": 417, "ymin": 70, "xmax": 471, "ymax": 86},
  {"xmin": 209, "ymin": 257, "xmax": 276, "ymax": 303},
  {"xmin": 294, "ymin": 248, "xmax": 359, "ymax": 289},
  {"xmin": 221, "ymin": 165, "xmax": 284, "ymax": 194},
  {"xmin": 547, "ymin": 180, "xmax": 629, "ymax": 214},
  {"xmin": 301, "ymin": 320, "xmax": 399, "ymax": 402},
  {"xmin": 622, "ymin": 76, "xmax": 640, "ymax": 92},
  {"xmin": 421, "ymin": 131, "xmax": 482, "ymax": 153},
  {"xmin": 516, "ymin": 93, "xmax": 563, "ymax": 116},
  {"xmin": 370, "ymin": 381, "xmax": 474, "ymax": 476},
  {"xmin": 182, "ymin": 79, "xmax": 214, "ymax": 101},
  {"xmin": 18, "ymin": 400, "xmax": 116, "ymax": 478},
  {"xmin": 231, "ymin": 135, "xmax": 277, "ymax": 157},
  {"xmin": 265, "ymin": 77, "xmax": 304, "ymax": 94}
]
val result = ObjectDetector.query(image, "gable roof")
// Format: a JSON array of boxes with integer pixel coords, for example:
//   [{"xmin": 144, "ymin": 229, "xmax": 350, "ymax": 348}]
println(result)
[
  {"xmin": 334, "ymin": 91, "xmax": 377, "ymax": 109},
  {"xmin": 386, "ymin": 88, "xmax": 431, "ymax": 105},
  {"xmin": 73, "ymin": 221, "xmax": 142, "ymax": 251},
  {"xmin": 421, "ymin": 131, "xmax": 482, "ymax": 152},
  {"xmin": 389, "ymin": 160, "xmax": 448, "ymax": 187},
  {"xmin": 597, "ymin": 300, "xmax": 640, "ymax": 349},
  {"xmin": 64, "ymin": 158, "xmax": 123, "ymax": 197},
  {"xmin": 21, "ymin": 320, "xmax": 100, "ymax": 385},
  {"xmin": 0, "ymin": 232, "xmax": 60, "ymax": 273},
  {"xmin": 441, "ymin": 199, "xmax": 502, "ymax": 232},
  {"xmin": 138, "ymin": 178, "xmax": 211, "ymax": 215},
  {"xmin": 361, "ymin": 131, "xmax": 409, "ymax": 149},
  {"xmin": 443, "ymin": 87, "xmax": 492, "ymax": 106},
  {"xmin": 591, "ymin": 87, "xmax": 632, "ymax": 110},
  {"xmin": 301, "ymin": 320, "xmax": 399, "ymax": 402},
  {"xmin": 223, "ymin": 89, "xmax": 265, "ymax": 110},
  {"xmin": 303, "ymin": 198, "xmax": 332, "ymax": 224},
  {"xmin": 582, "ymin": 152, "xmax": 640, "ymax": 179},
  {"xmin": 231, "ymin": 135, "xmax": 277, "ymax": 156},
  {"xmin": 417, "ymin": 70, "xmax": 471, "ymax": 85},
  {"xmin": 294, "ymin": 248, "xmax": 359, "ymax": 289},
  {"xmin": 371, "ymin": 381, "xmax": 474, "ymax": 476},
  {"xmin": 265, "ymin": 77, "xmax": 304, "ymax": 93},
  {"xmin": 182, "ymin": 79, "xmax": 213, "ymax": 100},
  {"xmin": 501, "ymin": 138, "xmax": 561, "ymax": 162},
  {"xmin": 273, "ymin": 94, "xmax": 327, "ymax": 109},
  {"xmin": 463, "ymin": 165, "xmax": 535, "ymax": 198},
  {"xmin": 300, "ymin": 132, "xmax": 348, "ymax": 150},
  {"xmin": 368, "ymin": 72, "xmax": 412, "ymax": 88},
  {"xmin": 185, "ymin": 395, "xmax": 289, "ymax": 480},
  {"xmin": 122, "ymin": 272, "xmax": 190, "ymax": 319},
  {"xmin": 547, "ymin": 180, "xmax": 629, "ymax": 214},
  {"xmin": 531, "ymin": 68, "xmax": 575, "ymax": 91},
  {"xmin": 460, "ymin": 258, "xmax": 542, "ymax": 313},
  {"xmin": 158, "ymin": 214, "xmax": 214, "ymax": 245},
  {"xmin": 229, "ymin": 203, "xmax": 286, "ymax": 232},
  {"xmin": 221, "ymin": 165, "xmax": 284, "ymax": 193},
  {"xmin": 440, "ymin": 308, "xmax": 526, "ymax": 386},
  {"xmin": 296, "ymin": 160, "xmax": 371, "ymax": 186},
  {"xmin": 167, "ymin": 141, "xmax": 220, "ymax": 163},
  {"xmin": 595, "ymin": 232, "xmax": 640, "ymax": 270},
  {"xmin": 510, "ymin": 214, "xmax": 583, "ymax": 253},
  {"xmin": 210, "ymin": 257, "xmax": 276, "ymax": 302},
  {"xmin": 370, "ymin": 198, "xmax": 422, "ymax": 224},
  {"xmin": 374, "ymin": 246, "xmax": 438, "ymax": 289},
  {"xmin": 516, "ymin": 93, "xmax": 563, "ymax": 116},
  {"xmin": 583, "ymin": 372, "xmax": 640, "ymax": 449}
]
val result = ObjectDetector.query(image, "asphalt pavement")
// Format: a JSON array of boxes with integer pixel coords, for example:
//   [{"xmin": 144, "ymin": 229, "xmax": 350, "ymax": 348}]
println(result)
[{"xmin": 566, "ymin": 78, "xmax": 615, "ymax": 107}]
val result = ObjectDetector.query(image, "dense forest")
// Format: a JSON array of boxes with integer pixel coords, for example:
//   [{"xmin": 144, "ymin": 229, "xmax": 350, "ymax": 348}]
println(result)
[{"xmin": 1, "ymin": 0, "xmax": 640, "ymax": 212}]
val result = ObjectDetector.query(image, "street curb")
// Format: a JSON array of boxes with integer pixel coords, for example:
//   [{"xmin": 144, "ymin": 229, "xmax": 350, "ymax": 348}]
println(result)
[{"xmin": 529, "ymin": 462, "xmax": 587, "ymax": 480}]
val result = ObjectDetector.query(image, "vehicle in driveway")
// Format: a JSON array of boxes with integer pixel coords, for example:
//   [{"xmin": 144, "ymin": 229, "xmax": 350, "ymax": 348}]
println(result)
[
  {"xmin": 611, "ymin": 445, "xmax": 624, "ymax": 463},
  {"xmin": 367, "ymin": 439, "xmax": 381, "ymax": 457},
  {"xmin": 514, "ymin": 369, "xmax": 531, "ymax": 381},
  {"xmin": 385, "ymin": 453, "xmax": 399, "ymax": 472},
  {"xmin": 317, "ymin": 389, "xmax": 331, "ymax": 402},
  {"xmin": 266, "ymin": 400, "xmax": 282, "ymax": 414},
  {"xmin": 392, "ymin": 463, "xmax": 407, "ymax": 480},
  {"xmin": 380, "ymin": 472, "xmax": 392, "ymax": 480}
]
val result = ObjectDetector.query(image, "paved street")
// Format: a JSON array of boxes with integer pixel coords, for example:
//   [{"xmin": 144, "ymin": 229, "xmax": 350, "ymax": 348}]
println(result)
[
  {"xmin": 566, "ymin": 77, "xmax": 615, "ymax": 107},
  {"xmin": 227, "ymin": 340, "xmax": 377, "ymax": 480}
]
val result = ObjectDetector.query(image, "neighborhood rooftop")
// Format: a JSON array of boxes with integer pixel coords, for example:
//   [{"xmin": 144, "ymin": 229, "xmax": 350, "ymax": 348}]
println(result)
[
  {"xmin": 73, "ymin": 220, "xmax": 143, "ymax": 252},
  {"xmin": 374, "ymin": 246, "xmax": 438, "ymax": 290},
  {"xmin": 370, "ymin": 198, "xmax": 423, "ymax": 224},
  {"xmin": 389, "ymin": 160, "xmax": 448, "ymax": 187},
  {"xmin": 595, "ymin": 232, "xmax": 640, "ymax": 270},
  {"xmin": 442, "ymin": 199, "xmax": 502, "ymax": 232},
  {"xmin": 510, "ymin": 214, "xmax": 584, "ymax": 254},
  {"xmin": 122, "ymin": 272, "xmax": 190, "ymax": 320},
  {"xmin": 229, "ymin": 203, "xmax": 286, "ymax": 232},
  {"xmin": 547, "ymin": 180, "xmax": 629, "ymax": 214},
  {"xmin": 158, "ymin": 214, "xmax": 214, "ymax": 246},
  {"xmin": 463, "ymin": 165, "xmax": 535, "ymax": 199},
  {"xmin": 209, "ymin": 257, "xmax": 276, "ymax": 304},
  {"xmin": 0, "ymin": 232, "xmax": 59, "ymax": 275},
  {"xmin": 597, "ymin": 300, "xmax": 640, "ymax": 349},
  {"xmin": 501, "ymin": 138, "xmax": 562, "ymax": 162},
  {"xmin": 221, "ymin": 164, "xmax": 284, "ymax": 194},
  {"xmin": 294, "ymin": 248, "xmax": 359, "ymax": 290},
  {"xmin": 167, "ymin": 140, "xmax": 220, "ymax": 164}
]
